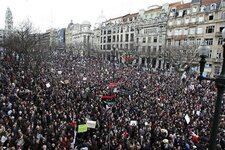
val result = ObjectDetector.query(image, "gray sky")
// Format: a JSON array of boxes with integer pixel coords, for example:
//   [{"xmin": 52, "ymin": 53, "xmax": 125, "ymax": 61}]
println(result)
[{"xmin": 0, "ymin": 0, "xmax": 190, "ymax": 32}]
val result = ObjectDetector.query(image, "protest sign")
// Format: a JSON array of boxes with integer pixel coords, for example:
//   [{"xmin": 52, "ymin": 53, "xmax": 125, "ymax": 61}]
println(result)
[
  {"xmin": 129, "ymin": 120, "xmax": 137, "ymax": 126},
  {"xmin": 78, "ymin": 124, "xmax": 88, "ymax": 133},
  {"xmin": 86, "ymin": 120, "xmax": 96, "ymax": 129},
  {"xmin": 46, "ymin": 83, "xmax": 51, "ymax": 88},
  {"xmin": 185, "ymin": 114, "xmax": 190, "ymax": 124}
]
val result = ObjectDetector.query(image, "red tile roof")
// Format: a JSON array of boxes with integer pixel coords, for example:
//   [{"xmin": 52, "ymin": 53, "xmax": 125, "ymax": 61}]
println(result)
[
  {"xmin": 176, "ymin": 2, "xmax": 191, "ymax": 10},
  {"xmin": 201, "ymin": 0, "xmax": 221, "ymax": 5}
]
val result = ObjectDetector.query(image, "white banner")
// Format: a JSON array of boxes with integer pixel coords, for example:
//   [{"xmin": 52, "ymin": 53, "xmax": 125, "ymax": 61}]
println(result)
[{"xmin": 86, "ymin": 120, "xmax": 96, "ymax": 129}]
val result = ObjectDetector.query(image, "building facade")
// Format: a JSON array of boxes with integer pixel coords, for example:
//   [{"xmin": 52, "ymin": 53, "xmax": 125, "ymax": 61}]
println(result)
[
  {"xmin": 5, "ymin": 7, "xmax": 13, "ymax": 33},
  {"xmin": 166, "ymin": 0, "xmax": 225, "ymax": 76},
  {"xmin": 65, "ymin": 20, "xmax": 94, "ymax": 56}
]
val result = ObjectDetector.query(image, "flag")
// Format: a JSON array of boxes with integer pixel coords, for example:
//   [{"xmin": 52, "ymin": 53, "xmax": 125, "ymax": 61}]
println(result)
[
  {"xmin": 101, "ymin": 95, "xmax": 115, "ymax": 99},
  {"xmin": 109, "ymin": 82, "xmax": 124, "ymax": 88},
  {"xmin": 78, "ymin": 124, "xmax": 88, "ymax": 133}
]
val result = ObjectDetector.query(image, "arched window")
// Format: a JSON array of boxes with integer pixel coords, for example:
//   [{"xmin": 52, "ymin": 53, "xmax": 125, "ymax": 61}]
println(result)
[
  {"xmin": 201, "ymin": 6, "xmax": 206, "ymax": 12},
  {"xmin": 210, "ymin": 3, "xmax": 217, "ymax": 10}
]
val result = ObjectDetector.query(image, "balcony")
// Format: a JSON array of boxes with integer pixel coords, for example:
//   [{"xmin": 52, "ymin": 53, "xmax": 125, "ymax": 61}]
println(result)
[
  {"xmin": 212, "ymin": 58, "xmax": 222, "ymax": 63},
  {"xmin": 215, "ymin": 32, "xmax": 222, "ymax": 37},
  {"xmin": 172, "ymin": 35, "xmax": 188, "ymax": 40}
]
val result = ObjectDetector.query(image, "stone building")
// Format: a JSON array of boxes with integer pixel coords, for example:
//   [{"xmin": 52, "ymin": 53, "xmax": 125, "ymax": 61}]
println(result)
[{"xmin": 166, "ymin": 0, "xmax": 225, "ymax": 76}]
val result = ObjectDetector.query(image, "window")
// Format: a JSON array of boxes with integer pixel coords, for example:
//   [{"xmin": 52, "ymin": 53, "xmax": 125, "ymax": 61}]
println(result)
[
  {"xmin": 214, "ymin": 66, "xmax": 220, "ymax": 75},
  {"xmin": 206, "ymin": 26, "xmax": 215, "ymax": 33},
  {"xmin": 168, "ymin": 30, "xmax": 172, "ymax": 36},
  {"xmin": 185, "ymin": 17, "xmax": 189, "ymax": 24},
  {"xmin": 197, "ymin": 27, "xmax": 203, "ymax": 34},
  {"xmin": 190, "ymin": 28, "xmax": 196, "ymax": 34},
  {"xmin": 177, "ymin": 19, "xmax": 181, "ymax": 25},
  {"xmin": 197, "ymin": 39, "xmax": 201, "ymax": 45},
  {"xmin": 130, "ymin": 43, "xmax": 134, "ymax": 50},
  {"xmin": 184, "ymin": 28, "xmax": 188, "ymax": 35},
  {"xmin": 112, "ymin": 36, "xmax": 115, "ymax": 42},
  {"xmin": 153, "ymin": 37, "xmax": 157, "ymax": 43},
  {"xmin": 125, "ymin": 34, "xmax": 129, "ymax": 42},
  {"xmin": 201, "ymin": 6, "xmax": 206, "ymax": 12},
  {"xmin": 130, "ymin": 33, "xmax": 134, "ymax": 42},
  {"xmin": 107, "ymin": 44, "xmax": 111, "ymax": 50},
  {"xmin": 199, "ymin": 16, "xmax": 204, "ymax": 22},
  {"xmin": 117, "ymin": 35, "xmax": 119, "ymax": 42},
  {"xmin": 175, "ymin": 40, "xmax": 181, "ymax": 46},
  {"xmin": 158, "ymin": 46, "xmax": 162, "ymax": 53},
  {"xmin": 147, "ymin": 46, "xmax": 151, "ymax": 52},
  {"xmin": 222, "ymin": 12, "xmax": 225, "ymax": 19},
  {"xmin": 159, "ymin": 36, "xmax": 162, "ymax": 44},
  {"xmin": 108, "ymin": 30, "xmax": 111, "ymax": 34},
  {"xmin": 120, "ymin": 35, "xmax": 123, "ymax": 42},
  {"xmin": 143, "ymin": 37, "xmax": 146, "ymax": 43},
  {"xmin": 148, "ymin": 37, "xmax": 151, "ymax": 43},
  {"xmin": 218, "ymin": 38, "xmax": 223, "ymax": 45},
  {"xmin": 142, "ymin": 46, "xmax": 146, "ymax": 52},
  {"xmin": 177, "ymin": 10, "xmax": 182, "ymax": 17},
  {"xmin": 130, "ymin": 27, "xmax": 134, "ymax": 32},
  {"xmin": 217, "ymin": 53, "xmax": 222, "ymax": 59},
  {"xmin": 107, "ymin": 36, "xmax": 111, "ymax": 42},
  {"xmin": 192, "ymin": 7, "xmax": 197, "ymax": 13},
  {"xmin": 205, "ymin": 38, "xmax": 213, "ymax": 45},
  {"xmin": 191, "ymin": 17, "xmax": 196, "ymax": 23},
  {"xmin": 104, "ymin": 30, "xmax": 106, "ymax": 35},
  {"xmin": 209, "ymin": 14, "xmax": 214, "ymax": 20},
  {"xmin": 120, "ymin": 27, "xmax": 123, "ymax": 33},
  {"xmin": 153, "ymin": 46, "xmax": 157, "ymax": 52},
  {"xmin": 210, "ymin": 3, "xmax": 216, "ymax": 11},
  {"xmin": 167, "ymin": 39, "xmax": 171, "ymax": 45},
  {"xmin": 103, "ymin": 37, "xmax": 106, "ymax": 43}
]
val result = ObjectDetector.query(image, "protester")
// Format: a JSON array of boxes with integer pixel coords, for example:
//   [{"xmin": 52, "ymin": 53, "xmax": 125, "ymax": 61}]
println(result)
[{"xmin": 0, "ymin": 52, "xmax": 224, "ymax": 150}]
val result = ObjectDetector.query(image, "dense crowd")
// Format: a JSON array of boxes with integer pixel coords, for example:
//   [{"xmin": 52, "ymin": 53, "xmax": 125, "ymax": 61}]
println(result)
[{"xmin": 0, "ymin": 53, "xmax": 225, "ymax": 150}]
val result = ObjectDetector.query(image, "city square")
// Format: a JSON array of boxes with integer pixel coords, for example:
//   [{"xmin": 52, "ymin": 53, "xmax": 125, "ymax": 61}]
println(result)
[{"xmin": 0, "ymin": 0, "xmax": 225, "ymax": 149}]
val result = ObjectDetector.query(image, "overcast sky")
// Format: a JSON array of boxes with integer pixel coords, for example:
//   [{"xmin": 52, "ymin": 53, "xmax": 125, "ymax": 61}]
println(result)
[{"xmin": 0, "ymin": 0, "xmax": 190, "ymax": 32}]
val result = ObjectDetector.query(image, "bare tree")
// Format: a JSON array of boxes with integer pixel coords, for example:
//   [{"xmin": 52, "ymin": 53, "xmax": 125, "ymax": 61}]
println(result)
[
  {"xmin": 2, "ymin": 20, "xmax": 42, "ymax": 67},
  {"xmin": 163, "ymin": 43, "xmax": 199, "ymax": 71}
]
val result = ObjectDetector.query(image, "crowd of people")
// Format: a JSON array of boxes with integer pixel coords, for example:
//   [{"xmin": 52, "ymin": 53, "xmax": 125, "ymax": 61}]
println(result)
[{"xmin": 0, "ymin": 52, "xmax": 225, "ymax": 150}]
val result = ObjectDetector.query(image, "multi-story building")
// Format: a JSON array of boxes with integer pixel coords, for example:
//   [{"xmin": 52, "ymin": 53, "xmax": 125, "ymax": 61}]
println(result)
[
  {"xmin": 166, "ymin": 0, "xmax": 225, "ymax": 76},
  {"xmin": 65, "ymin": 20, "xmax": 94, "ymax": 56},
  {"xmin": 5, "ymin": 7, "xmax": 13, "ymax": 35},
  {"xmin": 96, "ymin": 2, "xmax": 180, "ymax": 68},
  {"xmin": 96, "ymin": 13, "xmax": 138, "ymax": 61},
  {"xmin": 135, "ymin": 2, "xmax": 180, "ymax": 68},
  {"xmin": 0, "ymin": 29, "xmax": 4, "ymax": 45}
]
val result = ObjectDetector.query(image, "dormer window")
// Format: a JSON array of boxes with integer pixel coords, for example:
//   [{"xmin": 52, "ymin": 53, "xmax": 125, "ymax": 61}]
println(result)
[
  {"xmin": 178, "ymin": 10, "xmax": 183, "ymax": 17},
  {"xmin": 192, "ymin": 7, "xmax": 197, "ymax": 13},
  {"xmin": 210, "ymin": 3, "xmax": 217, "ymax": 10},
  {"xmin": 201, "ymin": 6, "xmax": 206, "ymax": 12}
]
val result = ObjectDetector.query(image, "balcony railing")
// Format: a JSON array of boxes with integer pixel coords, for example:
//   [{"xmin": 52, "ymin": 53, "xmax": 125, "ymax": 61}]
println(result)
[{"xmin": 215, "ymin": 32, "xmax": 222, "ymax": 37}]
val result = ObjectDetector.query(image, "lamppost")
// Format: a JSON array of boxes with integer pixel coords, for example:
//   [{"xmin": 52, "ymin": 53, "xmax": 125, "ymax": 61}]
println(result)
[{"xmin": 197, "ymin": 28, "xmax": 225, "ymax": 150}]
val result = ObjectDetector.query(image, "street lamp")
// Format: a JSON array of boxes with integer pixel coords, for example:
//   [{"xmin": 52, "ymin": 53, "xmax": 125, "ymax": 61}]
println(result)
[{"xmin": 197, "ymin": 28, "xmax": 225, "ymax": 150}]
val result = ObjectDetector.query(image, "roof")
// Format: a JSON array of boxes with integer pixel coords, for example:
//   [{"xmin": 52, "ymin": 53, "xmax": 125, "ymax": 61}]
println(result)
[
  {"xmin": 145, "ymin": 6, "xmax": 162, "ymax": 13},
  {"xmin": 169, "ymin": 2, "xmax": 182, "ymax": 8},
  {"xmin": 176, "ymin": 2, "xmax": 191, "ymax": 10},
  {"xmin": 122, "ymin": 13, "xmax": 138, "ymax": 18},
  {"xmin": 201, "ymin": 0, "xmax": 221, "ymax": 5}
]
